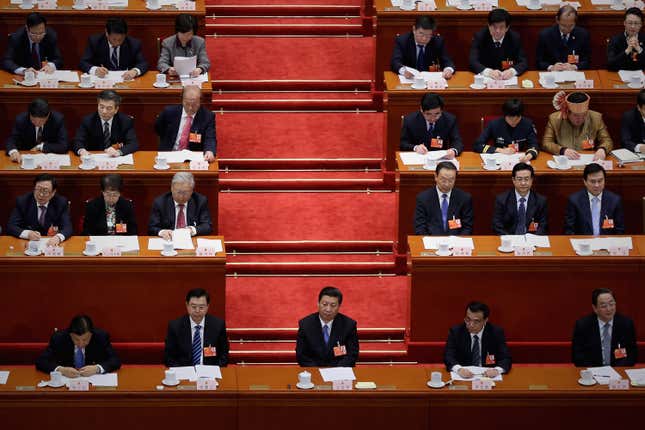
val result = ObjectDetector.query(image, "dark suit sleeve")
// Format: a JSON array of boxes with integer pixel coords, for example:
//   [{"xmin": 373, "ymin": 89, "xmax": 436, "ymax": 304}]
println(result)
[
  {"xmin": 577, "ymin": 30, "xmax": 591, "ymax": 70},
  {"xmin": 43, "ymin": 112, "xmax": 69, "ymax": 154},
  {"xmin": 490, "ymin": 327, "xmax": 511, "ymax": 373},
  {"xmin": 93, "ymin": 331, "xmax": 121, "ymax": 372},
  {"xmin": 534, "ymin": 196, "xmax": 549, "ymax": 235},
  {"xmin": 491, "ymin": 194, "xmax": 509, "ymax": 236},
  {"xmin": 7, "ymin": 196, "xmax": 28, "ymax": 237},
  {"xmin": 400, "ymin": 115, "xmax": 417, "ymax": 151},
  {"xmin": 35, "ymin": 332, "xmax": 64, "ymax": 373},
  {"xmin": 447, "ymin": 116, "xmax": 464, "ymax": 155},
  {"xmin": 390, "ymin": 35, "xmax": 407, "ymax": 73},
  {"xmin": 194, "ymin": 195, "xmax": 213, "ymax": 236},
  {"xmin": 336, "ymin": 319, "xmax": 359, "ymax": 367},
  {"xmin": 296, "ymin": 322, "xmax": 319, "ymax": 367},
  {"xmin": 469, "ymin": 31, "xmax": 486, "ymax": 74},
  {"xmin": 473, "ymin": 122, "xmax": 494, "ymax": 153},
  {"xmin": 202, "ymin": 110, "xmax": 216, "ymax": 154},
  {"xmin": 123, "ymin": 200, "xmax": 138, "ymax": 235},
  {"xmin": 563, "ymin": 195, "xmax": 577, "ymax": 235},
  {"xmin": 57, "ymin": 197, "xmax": 73, "ymax": 239},
  {"xmin": 2, "ymin": 32, "xmax": 21, "ymax": 73},
  {"xmin": 620, "ymin": 110, "xmax": 639, "ymax": 152},
  {"xmin": 443, "ymin": 327, "xmax": 460, "ymax": 371},
  {"xmin": 148, "ymin": 197, "xmax": 164, "ymax": 236},
  {"xmin": 612, "ymin": 195, "xmax": 625, "ymax": 234},
  {"xmin": 535, "ymin": 30, "xmax": 550, "ymax": 70},
  {"xmin": 43, "ymin": 29, "xmax": 63, "ymax": 69},
  {"xmin": 512, "ymin": 33, "xmax": 528, "ymax": 75},
  {"xmin": 73, "ymin": 116, "xmax": 92, "ymax": 155},
  {"xmin": 607, "ymin": 36, "xmax": 627, "ymax": 71},
  {"xmin": 215, "ymin": 320, "xmax": 230, "ymax": 367},
  {"xmin": 5, "ymin": 115, "xmax": 26, "ymax": 154},
  {"xmin": 81, "ymin": 199, "xmax": 100, "ymax": 236},
  {"xmin": 79, "ymin": 36, "xmax": 97, "ymax": 73},
  {"xmin": 437, "ymin": 37, "xmax": 455, "ymax": 70},
  {"xmin": 571, "ymin": 318, "xmax": 588, "ymax": 367},
  {"xmin": 119, "ymin": 115, "xmax": 139, "ymax": 156},
  {"xmin": 164, "ymin": 321, "xmax": 183, "ymax": 367},
  {"xmin": 130, "ymin": 38, "xmax": 148, "ymax": 75},
  {"xmin": 414, "ymin": 194, "xmax": 431, "ymax": 235},
  {"xmin": 460, "ymin": 193, "xmax": 474, "ymax": 235}
]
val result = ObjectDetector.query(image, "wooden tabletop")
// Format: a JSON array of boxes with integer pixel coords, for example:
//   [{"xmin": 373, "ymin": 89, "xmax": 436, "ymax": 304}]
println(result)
[
  {"xmin": 0, "ymin": 0, "xmax": 205, "ymax": 14},
  {"xmin": 374, "ymin": 0, "xmax": 627, "ymax": 14}
]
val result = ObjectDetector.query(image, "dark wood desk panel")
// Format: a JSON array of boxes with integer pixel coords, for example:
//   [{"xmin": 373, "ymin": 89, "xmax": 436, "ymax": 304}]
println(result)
[
  {"xmin": 0, "ymin": 70, "xmax": 213, "ymax": 150},
  {"xmin": 374, "ymin": 0, "xmax": 627, "ymax": 90},
  {"xmin": 0, "ymin": 366, "xmax": 237, "ymax": 430},
  {"xmin": 0, "ymin": 152, "xmax": 219, "ymax": 235},
  {"xmin": 385, "ymin": 70, "xmax": 637, "ymax": 170},
  {"xmin": 0, "ymin": 0, "xmax": 206, "ymax": 73},
  {"xmin": 396, "ymin": 152, "xmax": 645, "ymax": 252},
  {"xmin": 407, "ymin": 235, "xmax": 644, "ymax": 359},
  {"xmin": 0, "ymin": 236, "xmax": 226, "ymax": 343}
]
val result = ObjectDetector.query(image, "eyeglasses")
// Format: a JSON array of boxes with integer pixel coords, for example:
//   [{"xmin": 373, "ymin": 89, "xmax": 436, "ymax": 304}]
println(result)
[
  {"xmin": 464, "ymin": 317, "xmax": 483, "ymax": 326},
  {"xmin": 34, "ymin": 187, "xmax": 53, "ymax": 195},
  {"xmin": 597, "ymin": 301, "xmax": 616, "ymax": 310}
]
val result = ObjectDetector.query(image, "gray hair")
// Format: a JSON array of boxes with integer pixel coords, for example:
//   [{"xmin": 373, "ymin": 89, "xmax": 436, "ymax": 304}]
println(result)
[{"xmin": 172, "ymin": 172, "xmax": 195, "ymax": 188}]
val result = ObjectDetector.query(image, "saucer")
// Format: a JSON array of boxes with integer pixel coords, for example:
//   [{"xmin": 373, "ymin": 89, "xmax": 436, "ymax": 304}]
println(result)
[
  {"xmin": 47, "ymin": 380, "xmax": 65, "ymax": 388},
  {"xmin": 21, "ymin": 164, "xmax": 37, "ymax": 170},
  {"xmin": 24, "ymin": 249, "xmax": 42, "ymax": 256},
  {"xmin": 546, "ymin": 160, "xmax": 571, "ymax": 170},
  {"xmin": 628, "ymin": 82, "xmax": 642, "ymax": 89},
  {"xmin": 20, "ymin": 80, "xmax": 38, "ymax": 87},
  {"xmin": 483, "ymin": 164, "xmax": 500, "ymax": 171},
  {"xmin": 469, "ymin": 83, "xmax": 485, "ymax": 90},
  {"xmin": 575, "ymin": 249, "xmax": 593, "ymax": 257},
  {"xmin": 296, "ymin": 382, "xmax": 315, "ymax": 389},
  {"xmin": 153, "ymin": 164, "xmax": 170, "ymax": 170},
  {"xmin": 540, "ymin": 82, "xmax": 558, "ymax": 89},
  {"xmin": 78, "ymin": 83, "xmax": 94, "ymax": 88},
  {"xmin": 435, "ymin": 249, "xmax": 452, "ymax": 257},
  {"xmin": 610, "ymin": 5, "xmax": 625, "ymax": 11},
  {"xmin": 578, "ymin": 378, "xmax": 596, "ymax": 386},
  {"xmin": 72, "ymin": 4, "xmax": 88, "ymax": 10},
  {"xmin": 497, "ymin": 246, "xmax": 514, "ymax": 253},
  {"xmin": 526, "ymin": 4, "xmax": 542, "ymax": 10},
  {"xmin": 427, "ymin": 380, "xmax": 446, "ymax": 389},
  {"xmin": 146, "ymin": 3, "xmax": 162, "ymax": 9},
  {"xmin": 399, "ymin": 4, "xmax": 416, "ymax": 11},
  {"xmin": 153, "ymin": 82, "xmax": 170, "ymax": 88},
  {"xmin": 79, "ymin": 164, "xmax": 96, "ymax": 170},
  {"xmin": 82, "ymin": 250, "xmax": 100, "ymax": 256},
  {"xmin": 18, "ymin": 4, "xmax": 34, "ymax": 10},
  {"xmin": 161, "ymin": 250, "xmax": 178, "ymax": 257},
  {"xmin": 456, "ymin": 5, "xmax": 473, "ymax": 10},
  {"xmin": 411, "ymin": 83, "xmax": 427, "ymax": 90},
  {"xmin": 162, "ymin": 379, "xmax": 180, "ymax": 387}
]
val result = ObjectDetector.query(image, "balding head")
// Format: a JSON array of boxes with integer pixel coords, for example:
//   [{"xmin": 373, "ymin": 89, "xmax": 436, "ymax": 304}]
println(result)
[{"xmin": 182, "ymin": 85, "xmax": 201, "ymax": 116}]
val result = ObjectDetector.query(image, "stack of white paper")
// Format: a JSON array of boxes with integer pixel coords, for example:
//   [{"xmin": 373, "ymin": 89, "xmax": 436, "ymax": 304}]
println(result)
[
  {"xmin": 195, "ymin": 365, "xmax": 222, "ymax": 379},
  {"xmin": 554, "ymin": 154, "xmax": 594, "ymax": 167},
  {"xmin": 88, "ymin": 373, "xmax": 118, "ymax": 387},
  {"xmin": 89, "ymin": 236, "xmax": 140, "ymax": 252},
  {"xmin": 425, "ymin": 150, "xmax": 449, "ymax": 161},
  {"xmin": 423, "ymin": 236, "xmax": 475, "ymax": 250},
  {"xmin": 0, "ymin": 371, "xmax": 9, "ymax": 384},
  {"xmin": 501, "ymin": 234, "xmax": 550, "ymax": 248},
  {"xmin": 174, "ymin": 56, "xmax": 197, "ymax": 77},
  {"xmin": 481, "ymin": 75, "xmax": 518, "ymax": 86},
  {"xmin": 181, "ymin": 73, "xmax": 209, "ymax": 86},
  {"xmin": 31, "ymin": 153, "xmax": 72, "ymax": 167},
  {"xmin": 625, "ymin": 368, "xmax": 645, "ymax": 385},
  {"xmin": 37, "ymin": 70, "xmax": 79, "ymax": 83},
  {"xmin": 319, "ymin": 367, "xmax": 356, "ymax": 382},
  {"xmin": 399, "ymin": 152, "xmax": 426, "ymax": 165},
  {"xmin": 538, "ymin": 71, "xmax": 585, "ymax": 83},
  {"xmin": 618, "ymin": 70, "xmax": 645, "ymax": 82},
  {"xmin": 196, "ymin": 238, "xmax": 224, "ymax": 252},
  {"xmin": 611, "ymin": 148, "xmax": 641, "ymax": 163},
  {"xmin": 587, "ymin": 366, "xmax": 622, "ymax": 384},
  {"xmin": 169, "ymin": 366, "xmax": 197, "ymax": 381},
  {"xmin": 450, "ymin": 366, "xmax": 503, "ymax": 381},
  {"xmin": 480, "ymin": 153, "xmax": 525, "ymax": 164},
  {"xmin": 158, "ymin": 150, "xmax": 204, "ymax": 163},
  {"xmin": 91, "ymin": 153, "xmax": 135, "ymax": 166},
  {"xmin": 570, "ymin": 237, "xmax": 633, "ymax": 252},
  {"xmin": 148, "ymin": 229, "xmax": 194, "ymax": 250}
]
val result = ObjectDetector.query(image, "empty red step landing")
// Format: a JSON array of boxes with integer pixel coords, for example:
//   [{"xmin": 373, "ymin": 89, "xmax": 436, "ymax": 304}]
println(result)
[
  {"xmin": 226, "ymin": 253, "xmax": 396, "ymax": 274},
  {"xmin": 206, "ymin": 17, "xmax": 366, "ymax": 36},
  {"xmin": 212, "ymin": 91, "xmax": 376, "ymax": 110},
  {"xmin": 206, "ymin": 1, "xmax": 362, "ymax": 16},
  {"xmin": 219, "ymin": 171, "xmax": 386, "ymax": 190}
]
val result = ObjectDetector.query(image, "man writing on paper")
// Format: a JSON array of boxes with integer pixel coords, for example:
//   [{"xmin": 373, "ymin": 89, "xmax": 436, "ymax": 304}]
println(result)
[
  {"xmin": 414, "ymin": 161, "xmax": 473, "ymax": 236},
  {"xmin": 155, "ymin": 85, "xmax": 216, "ymax": 163},
  {"xmin": 7, "ymin": 173, "xmax": 72, "ymax": 247},
  {"xmin": 444, "ymin": 302, "xmax": 511, "ymax": 378},
  {"xmin": 390, "ymin": 15, "xmax": 455, "ymax": 80},
  {"xmin": 296, "ymin": 286, "xmax": 359, "ymax": 367},
  {"xmin": 165, "ymin": 288, "xmax": 229, "ymax": 367},
  {"xmin": 82, "ymin": 174, "xmax": 137, "ymax": 236},
  {"xmin": 148, "ymin": 172, "xmax": 212, "ymax": 240},
  {"xmin": 469, "ymin": 9, "xmax": 528, "ymax": 80},
  {"xmin": 158, "ymin": 14, "xmax": 210, "ymax": 79},
  {"xmin": 36, "ymin": 314, "xmax": 121, "ymax": 377},
  {"xmin": 542, "ymin": 91, "xmax": 612, "ymax": 161},
  {"xmin": 79, "ymin": 17, "xmax": 148, "ymax": 81},
  {"xmin": 73, "ymin": 90, "xmax": 139, "ymax": 157},
  {"xmin": 620, "ymin": 89, "xmax": 645, "ymax": 153},
  {"xmin": 6, "ymin": 98, "xmax": 69, "ymax": 164},
  {"xmin": 564, "ymin": 163, "xmax": 625, "ymax": 235},
  {"xmin": 492, "ymin": 163, "xmax": 548, "ymax": 236},
  {"xmin": 572, "ymin": 288, "xmax": 637, "ymax": 367},
  {"xmin": 2, "ymin": 12, "xmax": 63, "ymax": 75},
  {"xmin": 536, "ymin": 6, "xmax": 590, "ymax": 71},
  {"xmin": 473, "ymin": 98, "xmax": 539, "ymax": 162},
  {"xmin": 608, "ymin": 8, "xmax": 645, "ymax": 71},
  {"xmin": 400, "ymin": 93, "xmax": 463, "ymax": 157}
]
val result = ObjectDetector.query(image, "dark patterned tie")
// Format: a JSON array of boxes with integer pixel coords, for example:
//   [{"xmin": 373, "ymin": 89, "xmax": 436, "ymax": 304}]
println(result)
[
  {"xmin": 472, "ymin": 335, "xmax": 481, "ymax": 366},
  {"xmin": 103, "ymin": 121, "xmax": 111, "ymax": 149}
]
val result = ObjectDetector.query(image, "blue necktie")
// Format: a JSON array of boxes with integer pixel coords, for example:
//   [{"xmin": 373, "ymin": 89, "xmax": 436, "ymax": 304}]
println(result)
[
  {"xmin": 74, "ymin": 347, "xmax": 84, "ymax": 369},
  {"xmin": 516, "ymin": 197, "xmax": 527, "ymax": 234},
  {"xmin": 428, "ymin": 122, "xmax": 434, "ymax": 135},
  {"xmin": 471, "ymin": 335, "xmax": 481, "ymax": 366},
  {"xmin": 416, "ymin": 45, "xmax": 425, "ymax": 71},
  {"xmin": 192, "ymin": 325, "xmax": 202, "ymax": 365},
  {"xmin": 591, "ymin": 197, "xmax": 600, "ymax": 236},
  {"xmin": 602, "ymin": 323, "xmax": 611, "ymax": 365},
  {"xmin": 323, "ymin": 324, "xmax": 330, "ymax": 345},
  {"xmin": 441, "ymin": 193, "xmax": 448, "ymax": 231}
]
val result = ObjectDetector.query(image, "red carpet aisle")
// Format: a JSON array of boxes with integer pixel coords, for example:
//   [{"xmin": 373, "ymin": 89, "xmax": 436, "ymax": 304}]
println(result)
[{"xmin": 206, "ymin": 1, "xmax": 410, "ymax": 362}]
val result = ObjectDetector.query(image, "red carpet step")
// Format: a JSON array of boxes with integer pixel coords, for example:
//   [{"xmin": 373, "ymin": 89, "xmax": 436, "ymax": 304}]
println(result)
[
  {"xmin": 212, "ymin": 91, "xmax": 377, "ymax": 110},
  {"xmin": 206, "ymin": 16, "xmax": 367, "ymax": 36},
  {"xmin": 226, "ymin": 252, "xmax": 396, "ymax": 274},
  {"xmin": 219, "ymin": 171, "xmax": 388, "ymax": 190},
  {"xmin": 207, "ymin": 0, "xmax": 363, "ymax": 16}
]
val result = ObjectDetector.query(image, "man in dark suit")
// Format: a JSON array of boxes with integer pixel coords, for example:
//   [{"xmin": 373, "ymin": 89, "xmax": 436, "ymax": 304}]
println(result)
[
  {"xmin": 165, "ymin": 288, "xmax": 229, "ymax": 367},
  {"xmin": 82, "ymin": 174, "xmax": 137, "ymax": 235},
  {"xmin": 73, "ymin": 90, "xmax": 138, "ymax": 157},
  {"xmin": 400, "ymin": 93, "xmax": 463, "ymax": 156},
  {"xmin": 608, "ymin": 8, "xmax": 645, "ymax": 71},
  {"xmin": 415, "ymin": 161, "xmax": 473, "ymax": 235},
  {"xmin": 473, "ymin": 98, "xmax": 539, "ymax": 161},
  {"xmin": 620, "ymin": 89, "xmax": 645, "ymax": 153},
  {"xmin": 492, "ymin": 163, "xmax": 548, "ymax": 235},
  {"xmin": 148, "ymin": 172, "xmax": 212, "ymax": 239},
  {"xmin": 2, "ymin": 12, "xmax": 63, "ymax": 75},
  {"xmin": 7, "ymin": 173, "xmax": 72, "ymax": 246},
  {"xmin": 564, "ymin": 163, "xmax": 625, "ymax": 235},
  {"xmin": 296, "ymin": 286, "xmax": 359, "ymax": 367},
  {"xmin": 155, "ymin": 85, "xmax": 216, "ymax": 162},
  {"xmin": 6, "ymin": 98, "xmax": 68, "ymax": 164},
  {"xmin": 536, "ymin": 6, "xmax": 590, "ymax": 71},
  {"xmin": 444, "ymin": 301, "xmax": 512, "ymax": 377},
  {"xmin": 36, "ymin": 314, "xmax": 121, "ymax": 377},
  {"xmin": 572, "ymin": 288, "xmax": 637, "ymax": 367},
  {"xmin": 469, "ymin": 9, "xmax": 528, "ymax": 79},
  {"xmin": 390, "ymin": 15, "xmax": 455, "ymax": 79},
  {"xmin": 79, "ymin": 17, "xmax": 148, "ymax": 80}
]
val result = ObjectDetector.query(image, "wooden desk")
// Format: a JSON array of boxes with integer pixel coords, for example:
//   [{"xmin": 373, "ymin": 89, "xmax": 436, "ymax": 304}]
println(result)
[
  {"xmin": 374, "ymin": 0, "xmax": 627, "ymax": 90},
  {"xmin": 0, "ymin": 70, "xmax": 213, "ymax": 149},
  {"xmin": 396, "ymin": 152, "xmax": 645, "ymax": 253},
  {"xmin": 0, "ymin": 0, "xmax": 206, "ymax": 72},
  {"xmin": 0, "ymin": 235, "xmax": 226, "ymax": 348},
  {"xmin": 407, "ymin": 235, "xmax": 645, "ymax": 361},
  {"xmin": 0, "ymin": 152, "xmax": 219, "ymax": 235},
  {"xmin": 384, "ymin": 70, "xmax": 638, "ymax": 170}
]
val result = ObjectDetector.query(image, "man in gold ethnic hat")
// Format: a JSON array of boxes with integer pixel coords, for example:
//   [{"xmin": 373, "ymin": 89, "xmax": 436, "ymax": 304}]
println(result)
[{"xmin": 542, "ymin": 91, "xmax": 612, "ymax": 161}]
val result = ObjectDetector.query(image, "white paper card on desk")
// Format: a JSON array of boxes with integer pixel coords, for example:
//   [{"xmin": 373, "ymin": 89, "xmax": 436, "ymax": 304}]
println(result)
[
  {"xmin": 611, "ymin": 148, "xmax": 641, "ymax": 163},
  {"xmin": 609, "ymin": 379, "xmax": 630, "ymax": 390},
  {"xmin": 417, "ymin": 1, "xmax": 436, "ymax": 11},
  {"xmin": 90, "ymin": 236, "xmax": 140, "ymax": 252},
  {"xmin": 618, "ymin": 70, "xmax": 645, "ymax": 82},
  {"xmin": 450, "ymin": 367, "xmax": 503, "ymax": 381},
  {"xmin": 0, "ymin": 371, "xmax": 9, "ymax": 384},
  {"xmin": 172, "ymin": 229, "xmax": 194, "ymax": 250},
  {"xmin": 97, "ymin": 159, "xmax": 118, "ymax": 170},
  {"xmin": 525, "ymin": 233, "xmax": 550, "ymax": 248},
  {"xmin": 195, "ymin": 365, "xmax": 222, "ymax": 379},
  {"xmin": 609, "ymin": 246, "xmax": 629, "ymax": 256},
  {"xmin": 452, "ymin": 246, "xmax": 472, "ymax": 256},
  {"xmin": 538, "ymin": 71, "xmax": 585, "ymax": 83},
  {"xmin": 91, "ymin": 71, "xmax": 124, "ymax": 84},
  {"xmin": 44, "ymin": 246, "xmax": 64, "ymax": 257},
  {"xmin": 486, "ymin": 80, "xmax": 505, "ymax": 89},
  {"xmin": 196, "ymin": 238, "xmax": 223, "ymax": 253},
  {"xmin": 588, "ymin": 366, "xmax": 622, "ymax": 384},
  {"xmin": 174, "ymin": 56, "xmax": 197, "ymax": 77},
  {"xmin": 169, "ymin": 366, "xmax": 198, "ymax": 381},
  {"xmin": 102, "ymin": 247, "xmax": 122, "ymax": 257},
  {"xmin": 319, "ymin": 367, "xmax": 356, "ymax": 382},
  {"xmin": 37, "ymin": 0, "xmax": 57, "ymax": 8},
  {"xmin": 197, "ymin": 378, "xmax": 218, "ymax": 390},
  {"xmin": 513, "ymin": 245, "xmax": 534, "ymax": 256},
  {"xmin": 40, "ymin": 159, "xmax": 60, "ymax": 170},
  {"xmin": 39, "ymin": 79, "xmax": 58, "ymax": 89},
  {"xmin": 332, "ymin": 380, "xmax": 353, "ymax": 390},
  {"xmin": 32, "ymin": 154, "xmax": 72, "ymax": 167},
  {"xmin": 69, "ymin": 379, "xmax": 90, "ymax": 391},
  {"xmin": 472, "ymin": 379, "xmax": 493, "ymax": 390},
  {"xmin": 575, "ymin": 79, "xmax": 594, "ymax": 89},
  {"xmin": 181, "ymin": 73, "xmax": 209, "ymax": 86},
  {"xmin": 158, "ymin": 150, "xmax": 204, "ymax": 163},
  {"xmin": 94, "ymin": 79, "xmax": 114, "ymax": 89},
  {"xmin": 38, "ymin": 70, "xmax": 79, "ymax": 83},
  {"xmin": 92, "ymin": 153, "xmax": 134, "ymax": 166},
  {"xmin": 625, "ymin": 368, "xmax": 645, "ymax": 385},
  {"xmin": 190, "ymin": 159, "xmax": 209, "ymax": 170},
  {"xmin": 88, "ymin": 373, "xmax": 118, "ymax": 387},
  {"xmin": 399, "ymin": 152, "xmax": 426, "ymax": 165},
  {"xmin": 177, "ymin": 0, "xmax": 196, "ymax": 10}
]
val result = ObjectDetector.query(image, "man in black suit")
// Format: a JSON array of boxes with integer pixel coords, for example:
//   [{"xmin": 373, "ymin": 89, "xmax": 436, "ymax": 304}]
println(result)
[
  {"xmin": 536, "ymin": 6, "xmax": 590, "ymax": 71},
  {"xmin": 155, "ymin": 85, "xmax": 216, "ymax": 162},
  {"xmin": 79, "ymin": 17, "xmax": 148, "ymax": 80},
  {"xmin": 73, "ymin": 90, "xmax": 138, "ymax": 157},
  {"xmin": 2, "ymin": 12, "xmax": 62, "ymax": 75},
  {"xmin": 414, "ymin": 161, "xmax": 473, "ymax": 235},
  {"xmin": 400, "ymin": 93, "xmax": 463, "ymax": 156},
  {"xmin": 608, "ymin": 8, "xmax": 645, "ymax": 71},
  {"xmin": 492, "ymin": 163, "xmax": 548, "ymax": 235},
  {"xmin": 165, "ymin": 288, "xmax": 229, "ymax": 367},
  {"xmin": 7, "ymin": 173, "xmax": 72, "ymax": 246},
  {"xmin": 6, "ymin": 98, "xmax": 69, "ymax": 164},
  {"xmin": 564, "ymin": 163, "xmax": 625, "ymax": 235},
  {"xmin": 572, "ymin": 288, "xmax": 637, "ymax": 367},
  {"xmin": 148, "ymin": 172, "xmax": 212, "ymax": 239},
  {"xmin": 390, "ymin": 15, "xmax": 455, "ymax": 79},
  {"xmin": 444, "ymin": 301, "xmax": 512, "ymax": 377},
  {"xmin": 469, "ymin": 9, "xmax": 528, "ymax": 79},
  {"xmin": 36, "ymin": 314, "xmax": 121, "ymax": 377},
  {"xmin": 296, "ymin": 286, "xmax": 359, "ymax": 367},
  {"xmin": 620, "ymin": 89, "xmax": 645, "ymax": 153},
  {"xmin": 82, "ymin": 174, "xmax": 137, "ymax": 235}
]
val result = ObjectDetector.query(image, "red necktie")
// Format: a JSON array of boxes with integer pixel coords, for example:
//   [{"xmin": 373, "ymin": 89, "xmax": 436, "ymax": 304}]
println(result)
[
  {"xmin": 178, "ymin": 116, "xmax": 193, "ymax": 150},
  {"xmin": 176, "ymin": 204, "xmax": 186, "ymax": 229}
]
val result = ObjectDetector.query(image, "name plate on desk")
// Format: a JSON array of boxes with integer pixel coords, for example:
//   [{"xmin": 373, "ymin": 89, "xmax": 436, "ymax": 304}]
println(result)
[
  {"xmin": 40, "ymin": 79, "xmax": 58, "ymax": 89},
  {"xmin": 95, "ymin": 80, "xmax": 114, "ymax": 89},
  {"xmin": 417, "ymin": 1, "xmax": 436, "ymax": 11},
  {"xmin": 473, "ymin": 2, "xmax": 493, "ymax": 10},
  {"xmin": 40, "ymin": 160, "xmax": 61, "ymax": 170},
  {"xmin": 177, "ymin": 0, "xmax": 196, "ymax": 10},
  {"xmin": 609, "ymin": 379, "xmax": 629, "ymax": 390},
  {"xmin": 189, "ymin": 159, "xmax": 209, "ymax": 170},
  {"xmin": 528, "ymin": 385, "xmax": 549, "ymax": 390},
  {"xmin": 486, "ymin": 80, "xmax": 504, "ymax": 90},
  {"xmin": 15, "ymin": 386, "xmax": 36, "ymax": 391},
  {"xmin": 37, "ymin": 0, "xmax": 58, "ymax": 9},
  {"xmin": 609, "ymin": 246, "xmax": 630, "ymax": 256},
  {"xmin": 196, "ymin": 247, "xmax": 217, "ymax": 257},
  {"xmin": 472, "ymin": 379, "xmax": 493, "ymax": 390},
  {"xmin": 98, "ymin": 160, "xmax": 118, "ymax": 170},
  {"xmin": 598, "ymin": 160, "xmax": 613, "ymax": 170},
  {"xmin": 452, "ymin": 246, "xmax": 472, "ymax": 256},
  {"xmin": 69, "ymin": 379, "xmax": 89, "ymax": 391},
  {"xmin": 196, "ymin": 379, "xmax": 217, "ymax": 391},
  {"xmin": 514, "ymin": 246, "xmax": 534, "ymax": 256},
  {"xmin": 575, "ymin": 79, "xmax": 594, "ymax": 89},
  {"xmin": 89, "ymin": 0, "xmax": 109, "ymax": 9},
  {"xmin": 44, "ymin": 246, "xmax": 64, "ymax": 257},
  {"xmin": 332, "ymin": 380, "xmax": 353, "ymax": 391},
  {"xmin": 102, "ymin": 247, "xmax": 122, "ymax": 257}
]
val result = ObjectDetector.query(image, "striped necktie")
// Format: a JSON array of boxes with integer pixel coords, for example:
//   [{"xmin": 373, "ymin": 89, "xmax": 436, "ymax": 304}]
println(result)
[{"xmin": 192, "ymin": 325, "xmax": 202, "ymax": 365}]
